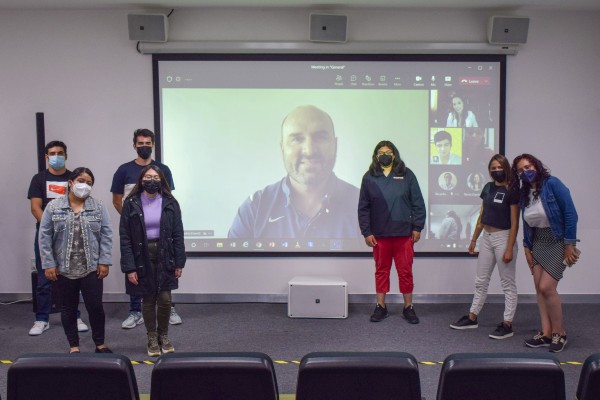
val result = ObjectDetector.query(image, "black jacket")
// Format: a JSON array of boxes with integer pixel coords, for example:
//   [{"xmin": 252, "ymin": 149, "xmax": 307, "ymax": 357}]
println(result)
[
  {"xmin": 358, "ymin": 167, "xmax": 426, "ymax": 238},
  {"xmin": 119, "ymin": 194, "xmax": 186, "ymax": 296}
]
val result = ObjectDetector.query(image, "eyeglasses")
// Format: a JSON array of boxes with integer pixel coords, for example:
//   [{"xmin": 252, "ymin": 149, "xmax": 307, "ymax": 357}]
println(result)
[
  {"xmin": 142, "ymin": 176, "xmax": 161, "ymax": 181},
  {"xmin": 516, "ymin": 164, "xmax": 534, "ymax": 176},
  {"xmin": 377, "ymin": 151, "xmax": 393, "ymax": 157}
]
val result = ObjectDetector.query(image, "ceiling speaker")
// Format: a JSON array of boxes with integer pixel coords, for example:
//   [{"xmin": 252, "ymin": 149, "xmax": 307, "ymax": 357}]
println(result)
[
  {"xmin": 128, "ymin": 14, "xmax": 168, "ymax": 43},
  {"xmin": 309, "ymin": 14, "xmax": 348, "ymax": 43},
  {"xmin": 487, "ymin": 16, "xmax": 529, "ymax": 45}
]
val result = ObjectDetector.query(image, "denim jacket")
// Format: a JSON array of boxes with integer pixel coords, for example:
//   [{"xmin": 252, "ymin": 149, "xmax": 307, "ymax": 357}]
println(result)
[
  {"xmin": 522, "ymin": 176, "xmax": 578, "ymax": 249},
  {"xmin": 38, "ymin": 195, "xmax": 112, "ymax": 273}
]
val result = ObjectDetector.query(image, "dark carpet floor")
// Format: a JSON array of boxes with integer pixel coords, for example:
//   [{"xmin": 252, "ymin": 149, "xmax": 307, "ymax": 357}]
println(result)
[{"xmin": 0, "ymin": 302, "xmax": 598, "ymax": 399}]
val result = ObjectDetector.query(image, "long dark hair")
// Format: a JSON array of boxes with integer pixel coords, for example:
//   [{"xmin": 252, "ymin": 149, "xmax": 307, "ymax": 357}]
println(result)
[
  {"xmin": 449, "ymin": 94, "xmax": 471, "ymax": 127},
  {"xmin": 127, "ymin": 164, "xmax": 173, "ymax": 199},
  {"xmin": 368, "ymin": 140, "xmax": 406, "ymax": 176},
  {"xmin": 488, "ymin": 154, "xmax": 513, "ymax": 186},
  {"xmin": 69, "ymin": 167, "xmax": 95, "ymax": 186},
  {"xmin": 511, "ymin": 153, "xmax": 551, "ymax": 207}
]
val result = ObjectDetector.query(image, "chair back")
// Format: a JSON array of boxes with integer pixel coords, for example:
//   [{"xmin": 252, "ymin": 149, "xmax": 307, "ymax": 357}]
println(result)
[
  {"xmin": 7, "ymin": 353, "xmax": 139, "ymax": 400},
  {"xmin": 437, "ymin": 353, "xmax": 565, "ymax": 400},
  {"xmin": 296, "ymin": 351, "xmax": 422, "ymax": 400},
  {"xmin": 150, "ymin": 352, "xmax": 279, "ymax": 400},
  {"xmin": 576, "ymin": 353, "xmax": 600, "ymax": 400}
]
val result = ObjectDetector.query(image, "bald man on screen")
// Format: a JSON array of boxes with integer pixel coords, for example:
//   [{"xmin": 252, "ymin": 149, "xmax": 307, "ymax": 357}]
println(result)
[{"xmin": 228, "ymin": 105, "xmax": 361, "ymax": 239}]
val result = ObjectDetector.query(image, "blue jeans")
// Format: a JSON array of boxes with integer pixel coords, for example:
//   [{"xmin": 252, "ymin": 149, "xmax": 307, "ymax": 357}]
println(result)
[
  {"xmin": 34, "ymin": 225, "xmax": 80, "ymax": 322},
  {"xmin": 130, "ymin": 294, "xmax": 142, "ymax": 313},
  {"xmin": 34, "ymin": 226, "xmax": 52, "ymax": 322}
]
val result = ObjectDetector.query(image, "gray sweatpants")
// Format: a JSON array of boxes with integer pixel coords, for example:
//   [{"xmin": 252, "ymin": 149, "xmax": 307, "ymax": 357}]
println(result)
[{"xmin": 470, "ymin": 229, "xmax": 518, "ymax": 322}]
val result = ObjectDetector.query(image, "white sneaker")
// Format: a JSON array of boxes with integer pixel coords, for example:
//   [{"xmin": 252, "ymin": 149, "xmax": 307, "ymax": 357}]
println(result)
[
  {"xmin": 169, "ymin": 307, "xmax": 182, "ymax": 325},
  {"xmin": 29, "ymin": 321, "xmax": 49, "ymax": 336},
  {"xmin": 121, "ymin": 311, "xmax": 144, "ymax": 329},
  {"xmin": 77, "ymin": 318, "xmax": 89, "ymax": 332}
]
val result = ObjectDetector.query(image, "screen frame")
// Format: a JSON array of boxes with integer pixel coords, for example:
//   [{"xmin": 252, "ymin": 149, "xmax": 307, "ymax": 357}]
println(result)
[{"xmin": 152, "ymin": 53, "xmax": 507, "ymax": 258}]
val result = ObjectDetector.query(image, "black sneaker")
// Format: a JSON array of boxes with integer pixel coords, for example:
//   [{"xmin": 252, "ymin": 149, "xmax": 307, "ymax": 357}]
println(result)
[
  {"xmin": 524, "ymin": 331, "xmax": 552, "ymax": 348},
  {"xmin": 94, "ymin": 347, "xmax": 113, "ymax": 354},
  {"xmin": 450, "ymin": 315, "xmax": 478, "ymax": 330},
  {"xmin": 549, "ymin": 333, "xmax": 567, "ymax": 353},
  {"xmin": 489, "ymin": 322, "xmax": 514, "ymax": 339},
  {"xmin": 370, "ymin": 304, "xmax": 388, "ymax": 322},
  {"xmin": 403, "ymin": 305, "xmax": 419, "ymax": 324}
]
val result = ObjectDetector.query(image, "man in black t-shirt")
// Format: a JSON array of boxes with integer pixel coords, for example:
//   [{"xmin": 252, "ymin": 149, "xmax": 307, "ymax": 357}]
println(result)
[
  {"xmin": 111, "ymin": 129, "xmax": 181, "ymax": 329},
  {"xmin": 27, "ymin": 141, "xmax": 87, "ymax": 336}
]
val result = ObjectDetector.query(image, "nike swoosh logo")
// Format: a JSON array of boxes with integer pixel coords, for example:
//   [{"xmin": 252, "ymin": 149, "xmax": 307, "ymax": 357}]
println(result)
[{"xmin": 268, "ymin": 216, "xmax": 285, "ymax": 223}]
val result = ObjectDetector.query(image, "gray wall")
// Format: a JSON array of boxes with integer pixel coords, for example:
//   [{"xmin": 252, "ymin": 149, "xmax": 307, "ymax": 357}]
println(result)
[{"xmin": 1, "ymin": 7, "xmax": 598, "ymax": 300}]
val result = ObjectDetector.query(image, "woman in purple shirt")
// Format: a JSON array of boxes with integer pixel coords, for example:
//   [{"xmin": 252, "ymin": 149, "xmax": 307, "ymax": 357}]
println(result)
[{"xmin": 120, "ymin": 165, "xmax": 186, "ymax": 357}]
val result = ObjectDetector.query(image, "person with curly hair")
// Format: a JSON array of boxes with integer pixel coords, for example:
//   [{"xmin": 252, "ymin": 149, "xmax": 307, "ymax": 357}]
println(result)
[{"xmin": 512, "ymin": 154, "xmax": 579, "ymax": 352}]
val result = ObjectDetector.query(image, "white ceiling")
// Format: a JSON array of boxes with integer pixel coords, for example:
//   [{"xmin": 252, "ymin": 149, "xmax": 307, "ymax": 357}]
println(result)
[{"xmin": 1, "ymin": 0, "xmax": 599, "ymax": 10}]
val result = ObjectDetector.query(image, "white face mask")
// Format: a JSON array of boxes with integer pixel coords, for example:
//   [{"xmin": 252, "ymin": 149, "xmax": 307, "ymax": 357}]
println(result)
[{"xmin": 71, "ymin": 182, "xmax": 92, "ymax": 199}]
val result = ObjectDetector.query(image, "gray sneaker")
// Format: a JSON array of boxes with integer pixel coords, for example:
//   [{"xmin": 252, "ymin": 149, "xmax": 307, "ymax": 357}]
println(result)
[
  {"xmin": 147, "ymin": 332, "xmax": 161, "ymax": 357},
  {"xmin": 29, "ymin": 321, "xmax": 49, "ymax": 336},
  {"xmin": 169, "ymin": 307, "xmax": 182, "ymax": 325},
  {"xmin": 77, "ymin": 318, "xmax": 89, "ymax": 333},
  {"xmin": 121, "ymin": 311, "xmax": 144, "ymax": 329},
  {"xmin": 159, "ymin": 335, "xmax": 175, "ymax": 354}
]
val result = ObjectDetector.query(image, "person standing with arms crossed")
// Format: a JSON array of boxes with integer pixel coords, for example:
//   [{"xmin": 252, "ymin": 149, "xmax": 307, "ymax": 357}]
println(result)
[
  {"xmin": 111, "ymin": 129, "xmax": 182, "ymax": 328},
  {"xmin": 358, "ymin": 140, "xmax": 426, "ymax": 324}
]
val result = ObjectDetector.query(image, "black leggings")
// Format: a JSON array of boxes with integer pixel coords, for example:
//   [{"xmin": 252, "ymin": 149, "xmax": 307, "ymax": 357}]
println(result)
[{"xmin": 58, "ymin": 272, "xmax": 105, "ymax": 348}]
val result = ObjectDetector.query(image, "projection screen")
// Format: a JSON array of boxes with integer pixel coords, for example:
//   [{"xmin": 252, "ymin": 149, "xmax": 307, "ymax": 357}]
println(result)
[{"xmin": 153, "ymin": 54, "xmax": 506, "ymax": 256}]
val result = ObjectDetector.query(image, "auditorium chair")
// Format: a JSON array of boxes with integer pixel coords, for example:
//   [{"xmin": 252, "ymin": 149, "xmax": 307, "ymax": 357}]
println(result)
[
  {"xmin": 296, "ymin": 351, "xmax": 422, "ymax": 400},
  {"xmin": 150, "ymin": 352, "xmax": 279, "ymax": 400},
  {"xmin": 7, "ymin": 353, "xmax": 139, "ymax": 400},
  {"xmin": 576, "ymin": 353, "xmax": 600, "ymax": 400},
  {"xmin": 436, "ymin": 353, "xmax": 565, "ymax": 400}
]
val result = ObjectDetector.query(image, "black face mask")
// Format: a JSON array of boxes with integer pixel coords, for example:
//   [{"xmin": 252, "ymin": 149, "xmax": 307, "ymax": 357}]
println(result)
[
  {"xmin": 490, "ymin": 170, "xmax": 506, "ymax": 183},
  {"xmin": 136, "ymin": 146, "xmax": 153, "ymax": 160},
  {"xmin": 378, "ymin": 154, "xmax": 393, "ymax": 167},
  {"xmin": 142, "ymin": 180, "xmax": 161, "ymax": 194}
]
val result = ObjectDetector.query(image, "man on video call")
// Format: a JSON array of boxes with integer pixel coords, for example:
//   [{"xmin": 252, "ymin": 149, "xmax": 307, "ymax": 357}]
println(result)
[{"xmin": 228, "ymin": 105, "xmax": 361, "ymax": 239}]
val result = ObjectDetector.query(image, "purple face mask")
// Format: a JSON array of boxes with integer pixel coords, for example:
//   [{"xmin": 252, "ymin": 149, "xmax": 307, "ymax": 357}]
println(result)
[{"xmin": 520, "ymin": 169, "xmax": 537, "ymax": 183}]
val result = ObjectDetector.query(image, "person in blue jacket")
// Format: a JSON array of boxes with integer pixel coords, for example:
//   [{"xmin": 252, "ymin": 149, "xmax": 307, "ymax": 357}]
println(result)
[
  {"xmin": 512, "ymin": 154, "xmax": 579, "ymax": 353},
  {"xmin": 358, "ymin": 140, "xmax": 426, "ymax": 324}
]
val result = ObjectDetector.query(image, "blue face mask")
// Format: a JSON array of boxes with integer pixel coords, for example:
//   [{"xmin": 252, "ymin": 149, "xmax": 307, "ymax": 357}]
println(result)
[
  {"xmin": 48, "ymin": 155, "xmax": 65, "ymax": 170},
  {"xmin": 520, "ymin": 169, "xmax": 537, "ymax": 183}
]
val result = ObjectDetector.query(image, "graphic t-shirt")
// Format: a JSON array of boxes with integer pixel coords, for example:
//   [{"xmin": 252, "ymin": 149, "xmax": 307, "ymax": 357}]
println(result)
[
  {"xmin": 27, "ymin": 169, "xmax": 71, "ymax": 210},
  {"xmin": 480, "ymin": 182, "xmax": 520, "ymax": 230}
]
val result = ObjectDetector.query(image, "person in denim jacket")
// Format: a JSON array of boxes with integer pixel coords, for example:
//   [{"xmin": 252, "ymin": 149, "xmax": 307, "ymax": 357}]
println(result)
[
  {"xmin": 38, "ymin": 167, "xmax": 113, "ymax": 354},
  {"xmin": 511, "ymin": 154, "xmax": 579, "ymax": 353}
]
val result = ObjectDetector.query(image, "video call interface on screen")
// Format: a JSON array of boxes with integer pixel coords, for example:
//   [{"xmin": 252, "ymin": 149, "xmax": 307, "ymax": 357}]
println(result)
[{"xmin": 154, "ymin": 54, "xmax": 505, "ymax": 255}]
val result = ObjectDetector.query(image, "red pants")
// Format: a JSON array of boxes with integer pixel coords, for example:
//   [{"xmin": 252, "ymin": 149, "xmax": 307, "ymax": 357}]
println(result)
[{"xmin": 373, "ymin": 236, "xmax": 414, "ymax": 294}]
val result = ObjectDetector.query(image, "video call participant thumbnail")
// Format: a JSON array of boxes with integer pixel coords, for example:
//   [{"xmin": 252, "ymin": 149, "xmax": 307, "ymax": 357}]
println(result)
[
  {"xmin": 228, "ymin": 105, "xmax": 361, "ymax": 239},
  {"xmin": 446, "ymin": 93, "xmax": 478, "ymax": 128},
  {"xmin": 431, "ymin": 130, "xmax": 461, "ymax": 165}
]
